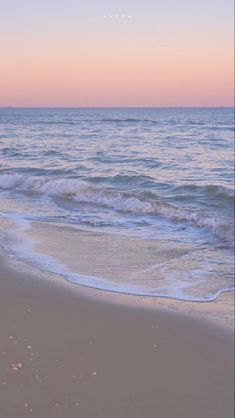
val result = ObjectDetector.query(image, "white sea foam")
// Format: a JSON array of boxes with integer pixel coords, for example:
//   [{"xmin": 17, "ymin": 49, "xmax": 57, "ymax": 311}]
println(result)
[
  {"xmin": 1, "ymin": 210, "xmax": 234, "ymax": 303},
  {"xmin": 158, "ymin": 205, "xmax": 234, "ymax": 244},
  {"xmin": 0, "ymin": 174, "xmax": 233, "ymax": 243},
  {"xmin": 0, "ymin": 108, "xmax": 234, "ymax": 305}
]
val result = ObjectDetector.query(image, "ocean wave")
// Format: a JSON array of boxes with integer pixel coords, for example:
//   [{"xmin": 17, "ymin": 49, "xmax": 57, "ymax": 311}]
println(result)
[
  {"xmin": 0, "ymin": 173, "xmax": 233, "ymax": 243},
  {"xmin": 33, "ymin": 119, "xmax": 78, "ymax": 126},
  {"xmin": 207, "ymin": 184, "xmax": 235, "ymax": 199},
  {"xmin": 109, "ymin": 173, "xmax": 157, "ymax": 188},
  {"xmin": 2, "ymin": 147, "xmax": 21, "ymax": 156},
  {"xmin": 100, "ymin": 118, "xmax": 158, "ymax": 124},
  {"xmin": 173, "ymin": 183, "xmax": 234, "ymax": 201},
  {"xmin": 210, "ymin": 126, "xmax": 234, "ymax": 132}
]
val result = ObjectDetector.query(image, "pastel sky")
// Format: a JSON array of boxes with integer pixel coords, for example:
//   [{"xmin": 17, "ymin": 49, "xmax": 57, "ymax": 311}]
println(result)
[{"xmin": 0, "ymin": 0, "xmax": 234, "ymax": 107}]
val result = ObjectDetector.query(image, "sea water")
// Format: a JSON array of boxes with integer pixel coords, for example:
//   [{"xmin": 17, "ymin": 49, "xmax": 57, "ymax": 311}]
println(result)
[{"xmin": 0, "ymin": 107, "xmax": 234, "ymax": 301}]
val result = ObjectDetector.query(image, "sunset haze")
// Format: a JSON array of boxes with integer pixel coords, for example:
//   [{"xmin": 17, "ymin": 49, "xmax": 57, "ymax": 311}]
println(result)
[{"xmin": 0, "ymin": 0, "xmax": 234, "ymax": 107}]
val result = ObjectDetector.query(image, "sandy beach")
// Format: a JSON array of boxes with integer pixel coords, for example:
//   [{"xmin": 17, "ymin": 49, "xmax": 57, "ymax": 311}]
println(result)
[
  {"xmin": 1, "ymin": 0, "xmax": 234, "ymax": 415},
  {"xmin": 0, "ymin": 256, "xmax": 234, "ymax": 418}
]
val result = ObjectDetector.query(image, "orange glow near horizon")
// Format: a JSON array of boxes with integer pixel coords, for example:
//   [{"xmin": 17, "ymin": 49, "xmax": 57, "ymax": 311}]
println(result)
[{"xmin": 0, "ymin": 1, "xmax": 234, "ymax": 107}]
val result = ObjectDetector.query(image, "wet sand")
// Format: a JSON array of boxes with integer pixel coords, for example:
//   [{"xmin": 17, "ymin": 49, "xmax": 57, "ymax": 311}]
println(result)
[{"xmin": 0, "ymin": 257, "xmax": 234, "ymax": 418}]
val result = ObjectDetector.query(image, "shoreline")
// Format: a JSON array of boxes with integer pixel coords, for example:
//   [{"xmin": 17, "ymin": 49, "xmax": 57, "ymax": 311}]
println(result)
[
  {"xmin": 5, "ymin": 254, "xmax": 235, "ymax": 331},
  {"xmin": 0, "ymin": 255, "xmax": 234, "ymax": 418}
]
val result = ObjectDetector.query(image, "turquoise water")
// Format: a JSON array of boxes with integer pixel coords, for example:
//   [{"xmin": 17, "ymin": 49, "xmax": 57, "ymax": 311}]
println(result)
[{"xmin": 0, "ymin": 107, "xmax": 234, "ymax": 301}]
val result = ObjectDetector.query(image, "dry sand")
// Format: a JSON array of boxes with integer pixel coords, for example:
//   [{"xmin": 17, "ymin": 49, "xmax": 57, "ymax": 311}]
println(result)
[{"xmin": 0, "ymin": 257, "xmax": 234, "ymax": 418}]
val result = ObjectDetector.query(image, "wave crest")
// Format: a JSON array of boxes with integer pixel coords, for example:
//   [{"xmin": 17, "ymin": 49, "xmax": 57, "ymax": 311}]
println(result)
[{"xmin": 0, "ymin": 173, "xmax": 233, "ymax": 244}]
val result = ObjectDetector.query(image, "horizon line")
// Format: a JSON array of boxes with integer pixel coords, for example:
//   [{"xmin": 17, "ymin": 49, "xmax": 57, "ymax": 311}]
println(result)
[{"xmin": 0, "ymin": 105, "xmax": 234, "ymax": 109}]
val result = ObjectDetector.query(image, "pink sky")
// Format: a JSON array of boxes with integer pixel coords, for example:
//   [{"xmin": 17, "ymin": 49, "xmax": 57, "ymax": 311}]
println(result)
[{"xmin": 0, "ymin": 0, "xmax": 234, "ymax": 107}]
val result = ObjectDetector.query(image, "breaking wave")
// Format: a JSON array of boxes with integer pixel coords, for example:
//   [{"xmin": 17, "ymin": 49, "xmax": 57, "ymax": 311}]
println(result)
[
  {"xmin": 0, "ymin": 173, "xmax": 233, "ymax": 244},
  {"xmin": 173, "ymin": 183, "xmax": 235, "ymax": 201}
]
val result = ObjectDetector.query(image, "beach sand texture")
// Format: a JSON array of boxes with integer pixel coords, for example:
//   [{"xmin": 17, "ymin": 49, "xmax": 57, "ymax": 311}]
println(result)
[{"xmin": 0, "ymin": 258, "xmax": 234, "ymax": 418}]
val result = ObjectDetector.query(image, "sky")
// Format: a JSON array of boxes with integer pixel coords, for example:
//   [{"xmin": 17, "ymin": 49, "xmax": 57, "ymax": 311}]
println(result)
[{"xmin": 0, "ymin": 0, "xmax": 234, "ymax": 107}]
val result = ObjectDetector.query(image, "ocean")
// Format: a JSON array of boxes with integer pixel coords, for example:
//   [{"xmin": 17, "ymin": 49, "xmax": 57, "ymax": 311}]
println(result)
[{"xmin": 0, "ymin": 107, "xmax": 234, "ymax": 301}]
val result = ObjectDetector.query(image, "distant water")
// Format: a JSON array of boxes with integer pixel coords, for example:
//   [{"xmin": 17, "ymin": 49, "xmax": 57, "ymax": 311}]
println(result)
[{"xmin": 0, "ymin": 107, "xmax": 234, "ymax": 301}]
